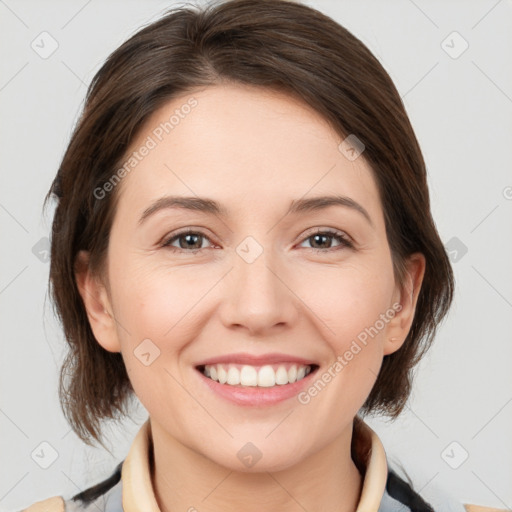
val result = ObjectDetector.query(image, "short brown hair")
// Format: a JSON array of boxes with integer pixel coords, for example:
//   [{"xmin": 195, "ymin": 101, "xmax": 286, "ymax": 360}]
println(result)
[{"xmin": 44, "ymin": 0, "xmax": 454, "ymax": 446}]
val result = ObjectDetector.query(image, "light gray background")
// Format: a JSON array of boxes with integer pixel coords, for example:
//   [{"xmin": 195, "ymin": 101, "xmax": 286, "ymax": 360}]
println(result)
[{"xmin": 1, "ymin": 0, "xmax": 511, "ymax": 510}]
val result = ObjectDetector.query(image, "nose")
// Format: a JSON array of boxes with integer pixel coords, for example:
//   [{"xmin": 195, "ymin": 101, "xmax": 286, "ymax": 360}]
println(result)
[{"xmin": 218, "ymin": 247, "xmax": 299, "ymax": 336}]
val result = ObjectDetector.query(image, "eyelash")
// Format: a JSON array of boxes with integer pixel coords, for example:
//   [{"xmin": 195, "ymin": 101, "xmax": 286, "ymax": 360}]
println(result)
[{"xmin": 161, "ymin": 228, "xmax": 354, "ymax": 253}]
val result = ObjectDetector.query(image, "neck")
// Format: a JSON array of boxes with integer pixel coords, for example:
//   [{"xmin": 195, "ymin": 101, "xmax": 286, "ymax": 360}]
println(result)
[{"xmin": 149, "ymin": 419, "xmax": 363, "ymax": 512}]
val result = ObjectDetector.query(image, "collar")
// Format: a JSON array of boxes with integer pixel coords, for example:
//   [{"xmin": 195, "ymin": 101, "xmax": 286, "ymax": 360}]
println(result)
[{"xmin": 121, "ymin": 415, "xmax": 388, "ymax": 512}]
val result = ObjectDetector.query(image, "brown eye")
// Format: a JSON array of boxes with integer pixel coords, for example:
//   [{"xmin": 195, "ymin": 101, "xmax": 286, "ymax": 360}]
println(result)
[
  {"xmin": 162, "ymin": 230, "xmax": 213, "ymax": 251},
  {"xmin": 299, "ymin": 229, "xmax": 353, "ymax": 252}
]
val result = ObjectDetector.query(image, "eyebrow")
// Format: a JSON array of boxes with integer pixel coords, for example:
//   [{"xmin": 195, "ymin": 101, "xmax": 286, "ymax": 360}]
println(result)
[{"xmin": 138, "ymin": 194, "xmax": 373, "ymax": 227}]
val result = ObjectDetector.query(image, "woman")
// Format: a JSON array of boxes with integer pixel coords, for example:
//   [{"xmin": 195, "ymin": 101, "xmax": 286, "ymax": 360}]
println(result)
[{"xmin": 21, "ymin": 0, "xmax": 502, "ymax": 510}]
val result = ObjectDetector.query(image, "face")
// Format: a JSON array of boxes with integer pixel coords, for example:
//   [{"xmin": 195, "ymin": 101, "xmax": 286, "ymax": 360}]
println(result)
[{"xmin": 78, "ymin": 83, "xmax": 424, "ymax": 472}]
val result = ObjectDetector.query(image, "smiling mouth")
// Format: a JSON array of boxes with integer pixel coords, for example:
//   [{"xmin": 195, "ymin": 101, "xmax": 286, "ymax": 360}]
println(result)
[{"xmin": 196, "ymin": 363, "xmax": 320, "ymax": 388}]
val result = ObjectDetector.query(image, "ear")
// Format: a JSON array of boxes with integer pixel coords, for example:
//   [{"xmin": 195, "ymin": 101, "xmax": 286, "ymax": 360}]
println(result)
[
  {"xmin": 383, "ymin": 252, "xmax": 426, "ymax": 356},
  {"xmin": 74, "ymin": 250, "xmax": 121, "ymax": 353}
]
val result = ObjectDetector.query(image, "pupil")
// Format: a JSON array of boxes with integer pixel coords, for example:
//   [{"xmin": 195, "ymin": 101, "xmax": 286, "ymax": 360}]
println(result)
[
  {"xmin": 178, "ymin": 233, "xmax": 332, "ymax": 250},
  {"xmin": 181, "ymin": 234, "xmax": 201, "ymax": 249},
  {"xmin": 313, "ymin": 234, "xmax": 330, "ymax": 248}
]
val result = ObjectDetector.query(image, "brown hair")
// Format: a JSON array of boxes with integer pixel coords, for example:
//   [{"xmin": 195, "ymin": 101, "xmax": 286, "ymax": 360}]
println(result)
[{"xmin": 44, "ymin": 0, "xmax": 454, "ymax": 446}]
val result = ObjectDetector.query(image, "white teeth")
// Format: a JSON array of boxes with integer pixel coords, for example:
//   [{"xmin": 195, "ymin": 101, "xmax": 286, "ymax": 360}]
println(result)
[
  {"xmin": 275, "ymin": 366, "xmax": 289, "ymax": 385},
  {"xmin": 258, "ymin": 365, "xmax": 275, "ymax": 387},
  {"xmin": 288, "ymin": 365, "xmax": 297, "ymax": 383},
  {"xmin": 240, "ymin": 365, "xmax": 258, "ymax": 386},
  {"xmin": 202, "ymin": 363, "xmax": 313, "ymax": 387},
  {"xmin": 227, "ymin": 367, "xmax": 240, "ymax": 385},
  {"xmin": 218, "ymin": 365, "xmax": 227, "ymax": 384}
]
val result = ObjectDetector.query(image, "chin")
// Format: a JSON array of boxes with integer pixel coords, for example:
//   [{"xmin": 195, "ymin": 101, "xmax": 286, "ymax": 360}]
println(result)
[{"xmin": 204, "ymin": 441, "xmax": 307, "ymax": 474}]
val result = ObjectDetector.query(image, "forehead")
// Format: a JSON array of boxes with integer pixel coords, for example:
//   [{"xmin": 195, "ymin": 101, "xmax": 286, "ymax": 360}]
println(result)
[{"xmin": 112, "ymin": 83, "xmax": 383, "ymax": 227}]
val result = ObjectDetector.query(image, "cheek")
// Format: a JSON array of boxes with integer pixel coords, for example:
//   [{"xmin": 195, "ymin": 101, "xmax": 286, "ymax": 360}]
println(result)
[
  {"xmin": 297, "ymin": 259, "xmax": 395, "ymax": 343},
  {"xmin": 110, "ymin": 263, "xmax": 202, "ymax": 413},
  {"xmin": 111, "ymin": 246, "xmax": 396, "ymax": 351},
  {"xmin": 293, "ymin": 262, "xmax": 395, "ymax": 419},
  {"xmin": 109, "ymin": 253, "xmax": 198, "ymax": 334}
]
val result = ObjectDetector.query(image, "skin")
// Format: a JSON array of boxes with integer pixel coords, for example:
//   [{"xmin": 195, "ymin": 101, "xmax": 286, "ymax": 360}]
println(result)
[{"xmin": 76, "ymin": 83, "xmax": 425, "ymax": 512}]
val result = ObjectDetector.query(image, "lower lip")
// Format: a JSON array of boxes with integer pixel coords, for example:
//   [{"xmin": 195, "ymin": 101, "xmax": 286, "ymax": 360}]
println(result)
[{"xmin": 196, "ymin": 367, "xmax": 319, "ymax": 406}]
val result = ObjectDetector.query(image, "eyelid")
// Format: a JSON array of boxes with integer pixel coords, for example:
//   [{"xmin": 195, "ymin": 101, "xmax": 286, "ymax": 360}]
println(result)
[
  {"xmin": 298, "ymin": 227, "xmax": 353, "ymax": 244},
  {"xmin": 161, "ymin": 226, "xmax": 354, "ymax": 253},
  {"xmin": 161, "ymin": 227, "xmax": 217, "ymax": 250},
  {"xmin": 295, "ymin": 227, "xmax": 354, "ymax": 251}
]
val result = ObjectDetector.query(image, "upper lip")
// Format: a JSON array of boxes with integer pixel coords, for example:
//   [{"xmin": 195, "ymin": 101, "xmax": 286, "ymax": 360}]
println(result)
[{"xmin": 195, "ymin": 352, "xmax": 318, "ymax": 367}]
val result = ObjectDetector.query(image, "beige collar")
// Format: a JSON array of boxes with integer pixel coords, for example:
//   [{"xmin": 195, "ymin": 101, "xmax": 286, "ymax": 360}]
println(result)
[{"xmin": 121, "ymin": 415, "xmax": 388, "ymax": 512}]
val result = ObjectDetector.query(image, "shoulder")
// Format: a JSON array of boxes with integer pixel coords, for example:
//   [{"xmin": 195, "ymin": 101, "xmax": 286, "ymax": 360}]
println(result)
[
  {"xmin": 464, "ymin": 507, "xmax": 510, "ymax": 512},
  {"xmin": 20, "ymin": 461, "xmax": 123, "ymax": 512},
  {"xmin": 19, "ymin": 461, "xmax": 507, "ymax": 512},
  {"xmin": 21, "ymin": 496, "xmax": 65, "ymax": 512},
  {"xmin": 383, "ymin": 466, "xmax": 507, "ymax": 512},
  {"xmin": 20, "ymin": 496, "xmax": 507, "ymax": 512}
]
